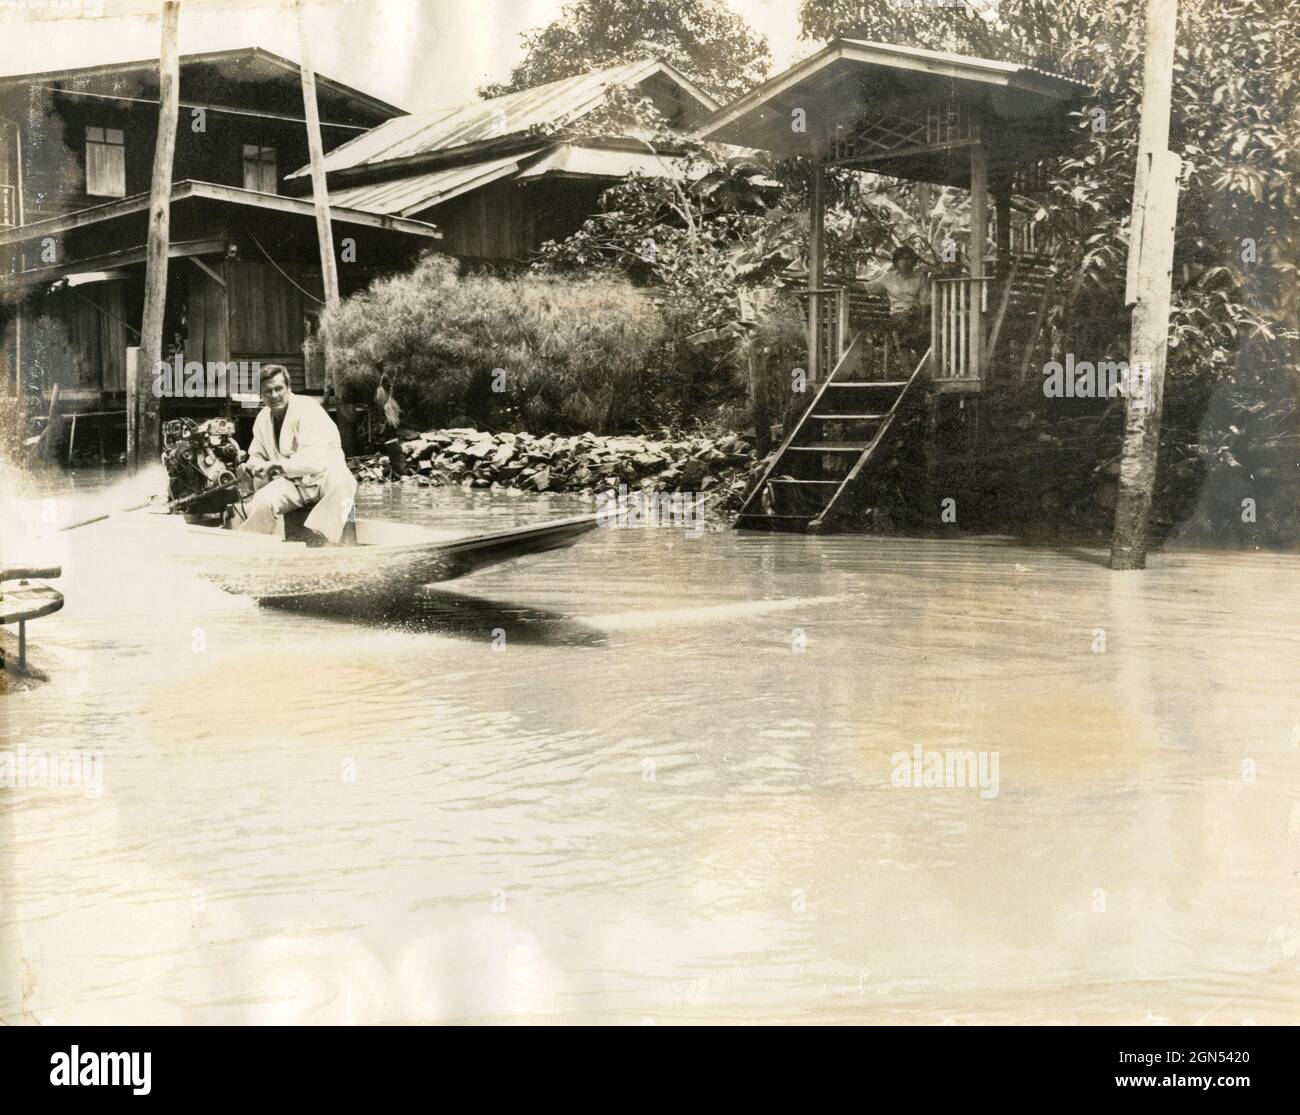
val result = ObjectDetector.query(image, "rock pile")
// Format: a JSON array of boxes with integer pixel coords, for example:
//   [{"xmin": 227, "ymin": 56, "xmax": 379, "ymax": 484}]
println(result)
[{"xmin": 350, "ymin": 428, "xmax": 761, "ymax": 509}]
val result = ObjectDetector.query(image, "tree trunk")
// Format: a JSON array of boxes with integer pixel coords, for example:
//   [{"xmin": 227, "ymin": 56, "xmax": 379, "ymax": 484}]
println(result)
[{"xmin": 1110, "ymin": 0, "xmax": 1180, "ymax": 570}]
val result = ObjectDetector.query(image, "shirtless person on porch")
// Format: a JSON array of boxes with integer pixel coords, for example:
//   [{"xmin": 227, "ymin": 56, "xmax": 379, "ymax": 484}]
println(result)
[
  {"xmin": 862, "ymin": 244, "xmax": 931, "ymax": 359},
  {"xmin": 232, "ymin": 365, "xmax": 357, "ymax": 546}
]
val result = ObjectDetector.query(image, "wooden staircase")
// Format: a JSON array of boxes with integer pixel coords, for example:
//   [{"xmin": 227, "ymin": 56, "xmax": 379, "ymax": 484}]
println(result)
[{"xmin": 735, "ymin": 333, "xmax": 931, "ymax": 533}]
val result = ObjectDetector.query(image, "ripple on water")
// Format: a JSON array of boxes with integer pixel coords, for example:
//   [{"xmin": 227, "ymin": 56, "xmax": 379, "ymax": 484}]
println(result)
[{"xmin": 3, "ymin": 479, "xmax": 1298, "ymax": 1022}]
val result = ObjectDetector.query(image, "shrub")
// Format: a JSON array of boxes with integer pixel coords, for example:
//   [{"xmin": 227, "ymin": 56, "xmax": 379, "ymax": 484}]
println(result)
[{"xmin": 322, "ymin": 253, "xmax": 665, "ymax": 435}]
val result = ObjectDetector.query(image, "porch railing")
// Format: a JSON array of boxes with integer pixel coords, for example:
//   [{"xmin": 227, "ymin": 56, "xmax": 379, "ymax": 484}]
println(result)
[
  {"xmin": 0, "ymin": 183, "xmax": 16, "ymax": 229},
  {"xmin": 800, "ymin": 277, "xmax": 1004, "ymax": 389},
  {"xmin": 931, "ymin": 276, "xmax": 993, "ymax": 386},
  {"xmin": 795, "ymin": 286, "xmax": 850, "ymax": 383}
]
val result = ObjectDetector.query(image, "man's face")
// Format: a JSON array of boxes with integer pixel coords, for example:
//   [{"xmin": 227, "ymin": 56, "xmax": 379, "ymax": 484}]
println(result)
[
  {"xmin": 894, "ymin": 254, "xmax": 916, "ymax": 277},
  {"xmin": 261, "ymin": 372, "xmax": 291, "ymax": 414}
]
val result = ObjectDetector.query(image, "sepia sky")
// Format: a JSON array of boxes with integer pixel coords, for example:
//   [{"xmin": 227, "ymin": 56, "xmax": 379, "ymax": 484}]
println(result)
[{"xmin": 0, "ymin": 0, "xmax": 813, "ymax": 112}]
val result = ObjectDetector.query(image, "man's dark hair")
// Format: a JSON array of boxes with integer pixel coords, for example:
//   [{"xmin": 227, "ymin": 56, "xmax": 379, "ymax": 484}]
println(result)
[
  {"xmin": 261, "ymin": 365, "xmax": 290, "ymax": 388},
  {"xmin": 891, "ymin": 245, "xmax": 919, "ymax": 265}
]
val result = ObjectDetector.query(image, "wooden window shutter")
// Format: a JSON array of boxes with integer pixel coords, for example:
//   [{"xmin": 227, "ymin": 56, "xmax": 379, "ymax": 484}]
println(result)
[
  {"xmin": 85, "ymin": 126, "xmax": 125, "ymax": 198},
  {"xmin": 242, "ymin": 144, "xmax": 278, "ymax": 194}
]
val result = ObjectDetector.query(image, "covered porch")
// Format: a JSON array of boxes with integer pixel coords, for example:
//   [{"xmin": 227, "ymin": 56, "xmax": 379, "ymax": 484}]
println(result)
[
  {"xmin": 699, "ymin": 37, "xmax": 1087, "ymax": 393},
  {"xmin": 700, "ymin": 39, "xmax": 1087, "ymax": 531}
]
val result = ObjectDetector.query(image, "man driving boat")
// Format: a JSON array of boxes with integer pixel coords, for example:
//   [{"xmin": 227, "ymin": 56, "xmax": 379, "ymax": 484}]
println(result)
[{"xmin": 232, "ymin": 365, "xmax": 357, "ymax": 546}]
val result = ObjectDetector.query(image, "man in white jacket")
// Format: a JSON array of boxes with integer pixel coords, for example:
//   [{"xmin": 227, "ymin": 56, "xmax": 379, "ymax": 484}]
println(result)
[{"xmin": 234, "ymin": 365, "xmax": 357, "ymax": 545}]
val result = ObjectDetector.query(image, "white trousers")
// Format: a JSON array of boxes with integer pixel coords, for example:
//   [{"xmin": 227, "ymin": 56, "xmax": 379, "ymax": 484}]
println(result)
[{"xmin": 237, "ymin": 460, "xmax": 357, "ymax": 543}]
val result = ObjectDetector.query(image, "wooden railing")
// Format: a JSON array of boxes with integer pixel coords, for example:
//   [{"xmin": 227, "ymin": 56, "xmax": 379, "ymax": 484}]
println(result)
[
  {"xmin": 800, "ymin": 270, "xmax": 1036, "ymax": 390},
  {"xmin": 931, "ymin": 276, "xmax": 993, "ymax": 386},
  {"xmin": 0, "ymin": 183, "xmax": 16, "ymax": 229},
  {"xmin": 794, "ymin": 286, "xmax": 850, "ymax": 383}
]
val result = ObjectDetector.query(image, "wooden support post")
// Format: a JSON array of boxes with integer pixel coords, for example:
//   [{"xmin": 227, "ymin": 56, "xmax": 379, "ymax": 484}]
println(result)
[
  {"xmin": 836, "ymin": 286, "xmax": 850, "ymax": 363},
  {"xmin": 13, "ymin": 310, "xmax": 22, "ymax": 397},
  {"xmin": 37, "ymin": 383, "xmax": 61, "ymax": 463},
  {"xmin": 807, "ymin": 164, "xmax": 825, "ymax": 384},
  {"xmin": 125, "ymin": 347, "xmax": 139, "ymax": 462},
  {"xmin": 994, "ymin": 183, "xmax": 1012, "ymax": 277},
  {"xmin": 968, "ymin": 144, "xmax": 988, "ymax": 379},
  {"xmin": 8, "ymin": 116, "xmax": 27, "ymax": 396},
  {"xmin": 336, "ymin": 401, "xmax": 358, "ymax": 456},
  {"xmin": 296, "ymin": 0, "xmax": 341, "ymax": 395},
  {"xmin": 137, "ymin": 0, "xmax": 180, "ymax": 466},
  {"xmin": 750, "ymin": 342, "xmax": 771, "ymax": 457},
  {"xmin": 1111, "ymin": 0, "xmax": 1181, "ymax": 571}
]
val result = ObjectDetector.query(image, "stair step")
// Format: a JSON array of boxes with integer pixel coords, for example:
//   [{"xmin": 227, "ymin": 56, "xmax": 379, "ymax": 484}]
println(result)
[
  {"xmin": 826, "ymin": 381, "xmax": 907, "ymax": 388},
  {"xmin": 810, "ymin": 413, "xmax": 887, "ymax": 421},
  {"xmin": 734, "ymin": 513, "xmax": 814, "ymax": 532},
  {"xmin": 769, "ymin": 479, "xmax": 840, "ymax": 485},
  {"xmin": 788, "ymin": 443, "xmax": 868, "ymax": 453}
]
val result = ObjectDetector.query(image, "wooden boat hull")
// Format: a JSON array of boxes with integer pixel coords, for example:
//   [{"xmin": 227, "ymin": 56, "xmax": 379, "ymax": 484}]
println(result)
[{"xmin": 126, "ymin": 511, "xmax": 600, "ymax": 599}]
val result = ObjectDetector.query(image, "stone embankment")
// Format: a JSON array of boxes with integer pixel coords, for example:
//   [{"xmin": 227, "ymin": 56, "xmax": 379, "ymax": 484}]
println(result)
[{"xmin": 350, "ymin": 428, "xmax": 764, "ymax": 512}]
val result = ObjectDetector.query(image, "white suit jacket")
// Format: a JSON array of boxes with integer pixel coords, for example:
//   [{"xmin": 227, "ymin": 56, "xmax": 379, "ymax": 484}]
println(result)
[{"xmin": 247, "ymin": 394, "xmax": 347, "ymax": 487}]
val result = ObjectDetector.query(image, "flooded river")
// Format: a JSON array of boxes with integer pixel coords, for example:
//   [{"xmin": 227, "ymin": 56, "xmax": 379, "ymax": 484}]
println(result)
[{"xmin": 3, "ymin": 470, "xmax": 1298, "ymax": 1023}]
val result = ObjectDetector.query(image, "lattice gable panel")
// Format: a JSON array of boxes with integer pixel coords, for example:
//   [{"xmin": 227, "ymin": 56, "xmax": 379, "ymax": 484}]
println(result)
[{"xmin": 826, "ymin": 96, "xmax": 983, "ymax": 163}]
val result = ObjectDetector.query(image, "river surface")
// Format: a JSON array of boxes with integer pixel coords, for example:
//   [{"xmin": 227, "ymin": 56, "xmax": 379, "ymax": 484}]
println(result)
[{"xmin": 2, "ymin": 468, "xmax": 1298, "ymax": 1024}]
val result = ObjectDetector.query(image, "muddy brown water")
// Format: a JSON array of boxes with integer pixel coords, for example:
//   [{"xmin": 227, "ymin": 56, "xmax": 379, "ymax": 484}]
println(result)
[{"xmin": 2, "ymin": 468, "xmax": 1298, "ymax": 1023}]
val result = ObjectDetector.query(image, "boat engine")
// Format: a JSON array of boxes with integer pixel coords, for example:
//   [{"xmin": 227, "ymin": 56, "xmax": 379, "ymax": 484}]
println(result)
[{"xmin": 161, "ymin": 417, "xmax": 247, "ymax": 524}]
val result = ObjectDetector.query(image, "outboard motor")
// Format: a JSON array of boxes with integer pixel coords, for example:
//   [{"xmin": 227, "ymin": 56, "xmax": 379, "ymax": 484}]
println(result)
[{"xmin": 161, "ymin": 417, "xmax": 247, "ymax": 525}]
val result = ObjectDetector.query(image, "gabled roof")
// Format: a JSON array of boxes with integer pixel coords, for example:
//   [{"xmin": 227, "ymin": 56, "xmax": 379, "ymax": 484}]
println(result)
[
  {"xmin": 840, "ymin": 38, "xmax": 1086, "ymax": 92},
  {"xmin": 327, "ymin": 151, "xmax": 544, "ymax": 217},
  {"xmin": 699, "ymin": 37, "xmax": 1088, "ymax": 159},
  {"xmin": 324, "ymin": 140, "xmax": 714, "ymax": 218},
  {"xmin": 515, "ymin": 143, "xmax": 703, "ymax": 184},
  {"xmin": 0, "ymin": 47, "xmax": 405, "ymax": 122},
  {"xmin": 290, "ymin": 57, "xmax": 719, "ymax": 180}
]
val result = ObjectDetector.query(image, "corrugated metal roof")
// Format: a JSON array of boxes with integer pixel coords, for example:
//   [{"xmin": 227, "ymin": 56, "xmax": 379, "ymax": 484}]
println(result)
[
  {"xmin": 697, "ymin": 36, "xmax": 1088, "ymax": 158},
  {"xmin": 0, "ymin": 47, "xmax": 405, "ymax": 120},
  {"xmin": 291, "ymin": 57, "xmax": 716, "ymax": 178},
  {"xmin": 328, "ymin": 151, "xmax": 541, "ymax": 216},
  {"xmin": 515, "ymin": 144, "xmax": 701, "ymax": 181},
  {"xmin": 839, "ymin": 38, "xmax": 1089, "ymax": 90}
]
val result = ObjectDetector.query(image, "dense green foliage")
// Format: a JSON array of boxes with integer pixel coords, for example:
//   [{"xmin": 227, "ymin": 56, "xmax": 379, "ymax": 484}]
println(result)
[
  {"xmin": 798, "ymin": 0, "xmax": 1300, "ymax": 544},
  {"xmin": 479, "ymin": 0, "xmax": 771, "ymax": 103},
  {"xmin": 322, "ymin": 255, "xmax": 664, "ymax": 435},
  {"xmin": 532, "ymin": 155, "xmax": 816, "ymax": 430},
  {"xmin": 330, "ymin": 0, "xmax": 1296, "ymax": 544}
]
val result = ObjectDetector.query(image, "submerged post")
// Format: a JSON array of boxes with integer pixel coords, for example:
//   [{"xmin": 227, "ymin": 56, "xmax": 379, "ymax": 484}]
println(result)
[{"xmin": 1110, "ymin": 0, "xmax": 1181, "ymax": 570}]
